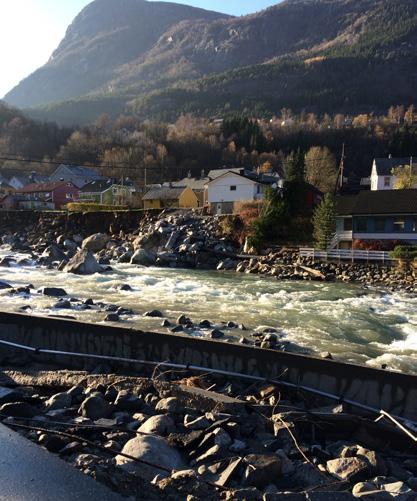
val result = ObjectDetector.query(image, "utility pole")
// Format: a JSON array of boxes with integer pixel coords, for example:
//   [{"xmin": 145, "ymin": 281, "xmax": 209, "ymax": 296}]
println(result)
[{"xmin": 335, "ymin": 143, "xmax": 346, "ymax": 194}]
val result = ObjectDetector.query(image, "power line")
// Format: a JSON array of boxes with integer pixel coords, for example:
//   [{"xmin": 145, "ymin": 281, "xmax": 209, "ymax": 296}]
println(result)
[
  {"xmin": 0, "ymin": 155, "xmax": 165, "ymax": 172},
  {"xmin": 0, "ymin": 153, "xmax": 342, "ymax": 171}
]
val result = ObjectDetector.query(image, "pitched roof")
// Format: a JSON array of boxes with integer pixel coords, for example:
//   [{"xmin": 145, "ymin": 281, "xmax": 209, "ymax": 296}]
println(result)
[
  {"xmin": 335, "ymin": 190, "xmax": 417, "ymax": 216},
  {"xmin": 207, "ymin": 170, "xmax": 262, "ymax": 186},
  {"xmin": 169, "ymin": 177, "xmax": 209, "ymax": 190},
  {"xmin": 16, "ymin": 181, "xmax": 76, "ymax": 193},
  {"xmin": 10, "ymin": 175, "xmax": 30, "ymax": 185},
  {"xmin": 208, "ymin": 168, "xmax": 244, "ymax": 179},
  {"xmin": 80, "ymin": 179, "xmax": 114, "ymax": 193},
  {"xmin": 0, "ymin": 181, "xmax": 14, "ymax": 190},
  {"xmin": 55, "ymin": 164, "xmax": 102, "ymax": 177},
  {"xmin": 142, "ymin": 187, "xmax": 184, "ymax": 201},
  {"xmin": 373, "ymin": 157, "xmax": 415, "ymax": 176}
]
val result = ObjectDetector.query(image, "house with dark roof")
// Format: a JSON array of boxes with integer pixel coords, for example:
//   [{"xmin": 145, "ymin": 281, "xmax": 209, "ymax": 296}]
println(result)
[
  {"xmin": 334, "ymin": 190, "xmax": 417, "ymax": 248},
  {"xmin": 78, "ymin": 179, "xmax": 132, "ymax": 206},
  {"xmin": 370, "ymin": 157, "xmax": 417, "ymax": 191},
  {"xmin": 16, "ymin": 181, "xmax": 79, "ymax": 210},
  {"xmin": 0, "ymin": 181, "xmax": 15, "ymax": 197},
  {"xmin": 50, "ymin": 164, "xmax": 105, "ymax": 188},
  {"xmin": 142, "ymin": 186, "xmax": 201, "ymax": 209}
]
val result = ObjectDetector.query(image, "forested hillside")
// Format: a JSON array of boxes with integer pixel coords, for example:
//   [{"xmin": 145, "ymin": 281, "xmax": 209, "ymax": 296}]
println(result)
[{"xmin": 2, "ymin": 100, "xmax": 417, "ymax": 188}]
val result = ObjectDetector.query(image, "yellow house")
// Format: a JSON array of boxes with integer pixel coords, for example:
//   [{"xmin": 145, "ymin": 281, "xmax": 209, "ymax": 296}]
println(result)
[
  {"xmin": 142, "ymin": 186, "xmax": 183, "ymax": 209},
  {"xmin": 143, "ymin": 186, "xmax": 206, "ymax": 209},
  {"xmin": 179, "ymin": 187, "xmax": 201, "ymax": 208}
]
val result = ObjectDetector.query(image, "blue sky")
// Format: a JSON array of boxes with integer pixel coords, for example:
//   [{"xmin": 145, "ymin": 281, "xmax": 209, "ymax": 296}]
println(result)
[{"xmin": 0, "ymin": 0, "xmax": 281, "ymax": 99}]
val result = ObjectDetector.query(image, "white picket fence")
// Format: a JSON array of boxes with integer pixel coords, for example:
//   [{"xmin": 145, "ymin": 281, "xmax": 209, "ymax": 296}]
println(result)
[{"xmin": 299, "ymin": 248, "xmax": 393, "ymax": 263}]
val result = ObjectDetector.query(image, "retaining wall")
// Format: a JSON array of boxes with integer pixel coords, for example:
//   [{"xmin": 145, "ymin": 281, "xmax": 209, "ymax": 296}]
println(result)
[
  {"xmin": 0, "ymin": 311, "xmax": 416, "ymax": 421},
  {"xmin": 0, "ymin": 209, "xmax": 158, "ymax": 235}
]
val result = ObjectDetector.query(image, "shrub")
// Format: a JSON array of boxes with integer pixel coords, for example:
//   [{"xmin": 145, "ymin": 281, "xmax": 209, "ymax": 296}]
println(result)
[
  {"xmin": 389, "ymin": 245, "xmax": 417, "ymax": 261},
  {"xmin": 66, "ymin": 202, "xmax": 129, "ymax": 212}
]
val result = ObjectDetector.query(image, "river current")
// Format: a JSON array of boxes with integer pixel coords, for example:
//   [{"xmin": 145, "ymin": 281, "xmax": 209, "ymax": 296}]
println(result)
[{"xmin": 0, "ymin": 249, "xmax": 416, "ymax": 374}]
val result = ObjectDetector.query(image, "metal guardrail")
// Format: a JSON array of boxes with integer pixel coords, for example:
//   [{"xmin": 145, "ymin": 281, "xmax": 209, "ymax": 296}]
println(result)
[{"xmin": 300, "ymin": 247, "xmax": 393, "ymax": 263}]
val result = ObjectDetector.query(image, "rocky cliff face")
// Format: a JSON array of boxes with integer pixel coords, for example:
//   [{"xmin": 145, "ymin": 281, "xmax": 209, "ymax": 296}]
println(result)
[
  {"xmin": 4, "ymin": 0, "xmax": 228, "ymax": 108},
  {"xmin": 4, "ymin": 0, "xmax": 417, "ymax": 123}
]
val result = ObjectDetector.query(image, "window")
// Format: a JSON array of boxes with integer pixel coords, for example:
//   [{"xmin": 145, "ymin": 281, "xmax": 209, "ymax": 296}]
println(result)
[
  {"xmin": 393, "ymin": 218, "xmax": 405, "ymax": 232},
  {"xmin": 230, "ymin": 185, "xmax": 237, "ymax": 191},
  {"xmin": 343, "ymin": 218, "xmax": 352, "ymax": 231},
  {"xmin": 384, "ymin": 177, "xmax": 391, "ymax": 187},
  {"xmin": 66, "ymin": 193, "xmax": 73, "ymax": 200},
  {"xmin": 374, "ymin": 217, "xmax": 386, "ymax": 232},
  {"xmin": 356, "ymin": 217, "xmax": 367, "ymax": 232}
]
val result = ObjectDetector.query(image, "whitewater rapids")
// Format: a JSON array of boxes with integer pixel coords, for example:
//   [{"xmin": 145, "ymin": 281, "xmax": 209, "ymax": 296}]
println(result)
[{"xmin": 0, "ymin": 249, "xmax": 415, "ymax": 374}]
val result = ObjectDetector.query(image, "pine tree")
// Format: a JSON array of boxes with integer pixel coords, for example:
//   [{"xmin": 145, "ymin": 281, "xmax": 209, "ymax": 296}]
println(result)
[
  {"xmin": 284, "ymin": 149, "xmax": 307, "ymax": 216},
  {"xmin": 248, "ymin": 187, "xmax": 288, "ymax": 249},
  {"xmin": 312, "ymin": 193, "xmax": 336, "ymax": 250},
  {"xmin": 284, "ymin": 149, "xmax": 305, "ymax": 183}
]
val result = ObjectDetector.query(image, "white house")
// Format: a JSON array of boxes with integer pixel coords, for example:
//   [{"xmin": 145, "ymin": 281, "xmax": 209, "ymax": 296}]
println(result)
[
  {"xmin": 207, "ymin": 171, "xmax": 265, "ymax": 214},
  {"xmin": 370, "ymin": 157, "xmax": 416, "ymax": 191}
]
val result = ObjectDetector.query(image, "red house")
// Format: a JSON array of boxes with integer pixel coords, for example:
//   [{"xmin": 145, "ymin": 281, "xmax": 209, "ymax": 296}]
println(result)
[
  {"xmin": 16, "ymin": 181, "xmax": 79, "ymax": 210},
  {"xmin": 305, "ymin": 183, "xmax": 323, "ymax": 210}
]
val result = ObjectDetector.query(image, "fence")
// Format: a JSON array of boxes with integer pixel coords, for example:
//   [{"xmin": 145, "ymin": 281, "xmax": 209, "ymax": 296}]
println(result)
[{"xmin": 300, "ymin": 247, "xmax": 393, "ymax": 263}]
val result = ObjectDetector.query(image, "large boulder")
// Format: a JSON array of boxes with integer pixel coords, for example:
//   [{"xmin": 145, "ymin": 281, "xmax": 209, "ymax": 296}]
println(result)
[
  {"xmin": 64, "ymin": 249, "xmax": 103, "ymax": 275},
  {"xmin": 81, "ymin": 233, "xmax": 109, "ymax": 252},
  {"xmin": 138, "ymin": 415, "xmax": 176, "ymax": 436},
  {"xmin": 45, "ymin": 392, "xmax": 72, "ymax": 411},
  {"xmin": 133, "ymin": 231, "xmax": 162, "ymax": 251},
  {"xmin": 39, "ymin": 245, "xmax": 67, "ymax": 265},
  {"xmin": 116, "ymin": 435, "xmax": 185, "ymax": 479},
  {"xmin": 39, "ymin": 287, "xmax": 67, "ymax": 297},
  {"xmin": 79, "ymin": 393, "xmax": 112, "ymax": 420},
  {"xmin": 0, "ymin": 402, "xmax": 38, "ymax": 418},
  {"xmin": 242, "ymin": 454, "xmax": 282, "ymax": 488},
  {"xmin": 130, "ymin": 247, "xmax": 156, "ymax": 266}
]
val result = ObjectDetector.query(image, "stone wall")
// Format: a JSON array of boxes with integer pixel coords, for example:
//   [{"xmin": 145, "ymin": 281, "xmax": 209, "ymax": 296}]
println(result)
[
  {"xmin": 0, "ymin": 209, "xmax": 155, "ymax": 235},
  {"xmin": 0, "ymin": 311, "xmax": 415, "ymax": 421}
]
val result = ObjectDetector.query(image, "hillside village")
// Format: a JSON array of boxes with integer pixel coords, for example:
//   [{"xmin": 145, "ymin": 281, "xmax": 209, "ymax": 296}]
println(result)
[{"xmin": 0, "ymin": 156, "xmax": 416, "ymax": 252}]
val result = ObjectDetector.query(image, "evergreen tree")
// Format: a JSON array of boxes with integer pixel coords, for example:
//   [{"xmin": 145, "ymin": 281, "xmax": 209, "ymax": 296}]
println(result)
[
  {"xmin": 222, "ymin": 116, "xmax": 266, "ymax": 152},
  {"xmin": 284, "ymin": 149, "xmax": 305, "ymax": 183},
  {"xmin": 284, "ymin": 149, "xmax": 307, "ymax": 216},
  {"xmin": 312, "ymin": 193, "xmax": 336, "ymax": 250},
  {"xmin": 248, "ymin": 187, "xmax": 288, "ymax": 249}
]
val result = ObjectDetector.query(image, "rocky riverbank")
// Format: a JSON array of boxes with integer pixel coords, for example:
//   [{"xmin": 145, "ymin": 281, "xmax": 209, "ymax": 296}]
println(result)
[
  {"xmin": 0, "ymin": 366, "xmax": 416, "ymax": 500},
  {"xmin": 0, "ymin": 209, "xmax": 416, "ymax": 294}
]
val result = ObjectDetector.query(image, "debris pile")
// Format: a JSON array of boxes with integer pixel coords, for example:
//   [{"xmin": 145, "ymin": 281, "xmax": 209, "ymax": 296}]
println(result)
[{"xmin": 0, "ymin": 368, "xmax": 416, "ymax": 500}]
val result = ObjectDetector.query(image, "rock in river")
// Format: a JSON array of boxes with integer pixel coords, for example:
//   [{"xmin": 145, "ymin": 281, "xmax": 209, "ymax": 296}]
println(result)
[
  {"xmin": 130, "ymin": 247, "xmax": 156, "ymax": 266},
  {"xmin": 64, "ymin": 249, "xmax": 103, "ymax": 275},
  {"xmin": 81, "ymin": 233, "xmax": 109, "ymax": 252},
  {"xmin": 40, "ymin": 287, "xmax": 67, "ymax": 297}
]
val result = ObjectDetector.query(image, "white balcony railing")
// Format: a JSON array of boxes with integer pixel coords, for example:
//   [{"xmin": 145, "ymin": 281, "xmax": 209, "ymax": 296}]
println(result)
[{"xmin": 299, "ymin": 248, "xmax": 392, "ymax": 263}]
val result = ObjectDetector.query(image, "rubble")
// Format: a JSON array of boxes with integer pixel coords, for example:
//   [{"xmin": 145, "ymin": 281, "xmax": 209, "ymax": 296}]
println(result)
[{"xmin": 0, "ymin": 366, "xmax": 415, "ymax": 500}]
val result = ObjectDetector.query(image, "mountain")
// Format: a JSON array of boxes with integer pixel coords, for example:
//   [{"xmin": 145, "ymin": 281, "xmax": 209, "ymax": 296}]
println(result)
[
  {"xmin": 4, "ymin": 0, "xmax": 228, "ymax": 108},
  {"xmin": 4, "ymin": 0, "xmax": 417, "ymax": 125}
]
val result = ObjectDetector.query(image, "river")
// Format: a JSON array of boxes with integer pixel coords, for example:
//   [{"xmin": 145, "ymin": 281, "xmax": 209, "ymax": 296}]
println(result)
[{"xmin": 0, "ymin": 249, "xmax": 416, "ymax": 374}]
